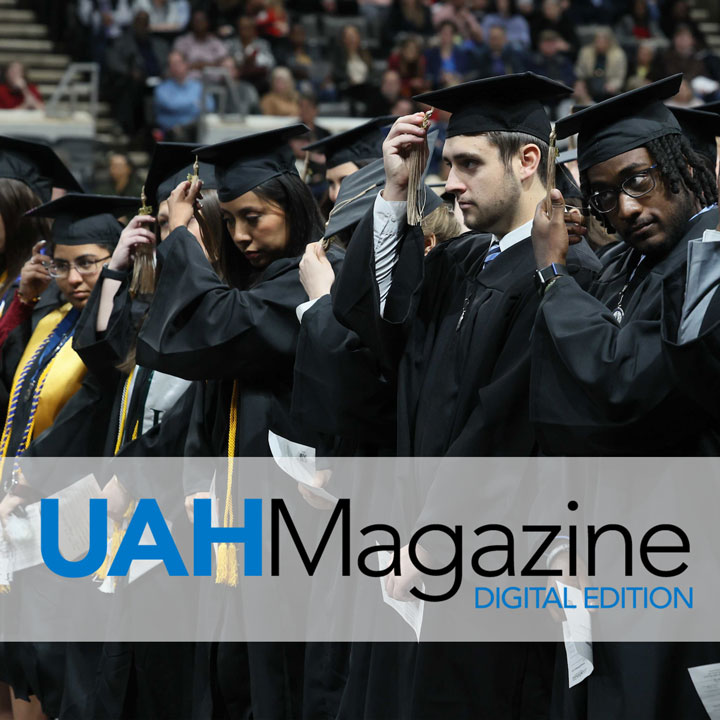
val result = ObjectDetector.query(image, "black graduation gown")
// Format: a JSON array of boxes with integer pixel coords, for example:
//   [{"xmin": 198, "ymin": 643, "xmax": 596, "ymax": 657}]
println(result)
[
  {"xmin": 530, "ymin": 208, "xmax": 720, "ymax": 719},
  {"xmin": 135, "ymin": 226, "xmax": 345, "ymax": 720},
  {"xmin": 330, "ymin": 210, "xmax": 601, "ymax": 719},
  {"xmin": 291, "ymin": 293, "xmax": 399, "ymax": 720},
  {"xmin": 661, "ymin": 256, "xmax": 720, "ymax": 422},
  {"xmin": 530, "ymin": 206, "xmax": 720, "ymax": 456},
  {"xmin": 23, "ymin": 270, "xmax": 197, "ymax": 720}
]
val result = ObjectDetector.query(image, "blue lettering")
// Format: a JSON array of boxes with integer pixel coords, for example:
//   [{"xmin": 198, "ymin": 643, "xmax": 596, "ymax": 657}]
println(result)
[
  {"xmin": 41, "ymin": 498, "xmax": 108, "ymax": 578},
  {"xmin": 193, "ymin": 498, "xmax": 262, "ymax": 576},
  {"xmin": 109, "ymin": 499, "xmax": 188, "ymax": 576}
]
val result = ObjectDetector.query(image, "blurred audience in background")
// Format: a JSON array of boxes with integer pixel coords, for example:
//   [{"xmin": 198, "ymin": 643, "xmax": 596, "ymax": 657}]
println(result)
[
  {"xmin": 575, "ymin": 27, "xmax": 627, "ymax": 102},
  {"xmin": 0, "ymin": 62, "xmax": 44, "ymax": 110},
  {"xmin": 260, "ymin": 66, "xmax": 300, "ymax": 114},
  {"xmin": 225, "ymin": 15, "xmax": 277, "ymax": 93},
  {"xmin": 173, "ymin": 8, "xmax": 228, "ymax": 77},
  {"xmin": 95, "ymin": 152, "xmax": 144, "ymax": 196},
  {"xmin": 5, "ymin": 0, "xmax": 718, "ymax": 160},
  {"xmin": 153, "ymin": 50, "xmax": 213, "ymax": 140}
]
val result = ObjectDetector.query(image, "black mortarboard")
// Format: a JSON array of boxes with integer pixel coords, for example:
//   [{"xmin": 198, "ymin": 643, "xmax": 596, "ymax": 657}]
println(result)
[
  {"xmin": 144, "ymin": 142, "xmax": 218, "ymax": 210},
  {"xmin": 27, "ymin": 194, "xmax": 141, "ymax": 247},
  {"xmin": 413, "ymin": 72, "xmax": 573, "ymax": 142},
  {"xmin": 194, "ymin": 124, "xmax": 308, "ymax": 202},
  {"xmin": 700, "ymin": 100, "xmax": 720, "ymax": 115},
  {"xmin": 669, "ymin": 106, "xmax": 720, "ymax": 164},
  {"xmin": 0, "ymin": 136, "xmax": 83, "ymax": 203},
  {"xmin": 324, "ymin": 131, "xmax": 442, "ymax": 238},
  {"xmin": 555, "ymin": 75, "xmax": 683, "ymax": 172},
  {"xmin": 302, "ymin": 116, "xmax": 396, "ymax": 170}
]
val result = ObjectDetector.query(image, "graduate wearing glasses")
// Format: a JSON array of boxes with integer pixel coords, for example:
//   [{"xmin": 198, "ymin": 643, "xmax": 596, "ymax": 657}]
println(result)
[
  {"xmin": 530, "ymin": 74, "xmax": 720, "ymax": 719},
  {"xmin": 530, "ymin": 74, "xmax": 719, "ymax": 457}
]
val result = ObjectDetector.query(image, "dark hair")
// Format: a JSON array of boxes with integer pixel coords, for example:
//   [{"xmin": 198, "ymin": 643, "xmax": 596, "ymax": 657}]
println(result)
[
  {"xmin": 217, "ymin": 172, "xmax": 324, "ymax": 290},
  {"xmin": 0, "ymin": 178, "xmax": 48, "ymax": 298},
  {"xmin": 195, "ymin": 188, "xmax": 223, "ymax": 268},
  {"xmin": 51, "ymin": 240, "xmax": 115, "ymax": 256},
  {"xmin": 483, "ymin": 131, "xmax": 550, "ymax": 185},
  {"xmin": 438, "ymin": 19, "xmax": 459, "ymax": 34},
  {"xmin": 580, "ymin": 133, "xmax": 718, "ymax": 232},
  {"xmin": 118, "ymin": 189, "xmax": 225, "ymax": 374}
]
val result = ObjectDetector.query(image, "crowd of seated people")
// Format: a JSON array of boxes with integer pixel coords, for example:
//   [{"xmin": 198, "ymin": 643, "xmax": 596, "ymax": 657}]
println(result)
[{"xmin": 8, "ymin": 0, "xmax": 720, "ymax": 151}]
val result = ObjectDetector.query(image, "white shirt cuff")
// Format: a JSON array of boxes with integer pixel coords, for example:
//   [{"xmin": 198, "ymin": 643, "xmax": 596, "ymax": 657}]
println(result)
[
  {"xmin": 296, "ymin": 297, "xmax": 322, "ymax": 323},
  {"xmin": 376, "ymin": 192, "xmax": 408, "ymax": 221}
]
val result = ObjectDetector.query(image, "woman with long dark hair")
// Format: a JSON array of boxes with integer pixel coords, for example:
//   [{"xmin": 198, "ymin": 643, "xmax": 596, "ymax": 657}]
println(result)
[{"xmin": 131, "ymin": 124, "xmax": 342, "ymax": 719}]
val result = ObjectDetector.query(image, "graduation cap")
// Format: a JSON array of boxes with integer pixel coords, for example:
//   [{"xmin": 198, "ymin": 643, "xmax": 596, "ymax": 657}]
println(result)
[
  {"xmin": 194, "ymin": 124, "xmax": 309, "ymax": 203},
  {"xmin": 324, "ymin": 130, "xmax": 442, "ymax": 239},
  {"xmin": 668, "ymin": 106, "xmax": 720, "ymax": 165},
  {"xmin": 0, "ymin": 135, "xmax": 83, "ymax": 203},
  {"xmin": 144, "ymin": 142, "xmax": 218, "ymax": 211},
  {"xmin": 27, "ymin": 193, "xmax": 141, "ymax": 247},
  {"xmin": 700, "ymin": 100, "xmax": 720, "ymax": 115},
  {"xmin": 555, "ymin": 74, "xmax": 683, "ymax": 172},
  {"xmin": 413, "ymin": 72, "xmax": 573, "ymax": 143},
  {"xmin": 302, "ymin": 116, "xmax": 396, "ymax": 170}
]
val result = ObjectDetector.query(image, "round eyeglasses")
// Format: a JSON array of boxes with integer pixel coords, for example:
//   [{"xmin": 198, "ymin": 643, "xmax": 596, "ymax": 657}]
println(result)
[
  {"xmin": 42, "ymin": 256, "xmax": 111, "ymax": 279},
  {"xmin": 589, "ymin": 165, "xmax": 658, "ymax": 214}
]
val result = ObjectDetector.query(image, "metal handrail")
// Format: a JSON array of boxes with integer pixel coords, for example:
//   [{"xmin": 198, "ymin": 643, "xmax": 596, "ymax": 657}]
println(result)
[{"xmin": 45, "ymin": 62, "xmax": 100, "ymax": 119}]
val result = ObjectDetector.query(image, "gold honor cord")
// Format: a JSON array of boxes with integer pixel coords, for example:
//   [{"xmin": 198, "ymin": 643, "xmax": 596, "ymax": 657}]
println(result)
[
  {"xmin": 545, "ymin": 127, "xmax": 559, "ymax": 216},
  {"xmin": 407, "ymin": 108, "xmax": 433, "ymax": 227},
  {"xmin": 216, "ymin": 380, "xmax": 240, "ymax": 586},
  {"xmin": 320, "ymin": 181, "xmax": 380, "ymax": 251},
  {"xmin": 130, "ymin": 186, "xmax": 156, "ymax": 297},
  {"xmin": 95, "ymin": 365, "xmax": 140, "ymax": 590}
]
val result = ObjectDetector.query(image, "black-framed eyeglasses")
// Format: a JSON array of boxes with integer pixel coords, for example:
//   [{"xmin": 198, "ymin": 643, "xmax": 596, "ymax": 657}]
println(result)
[
  {"xmin": 42, "ymin": 256, "xmax": 111, "ymax": 278},
  {"xmin": 589, "ymin": 165, "xmax": 659, "ymax": 214}
]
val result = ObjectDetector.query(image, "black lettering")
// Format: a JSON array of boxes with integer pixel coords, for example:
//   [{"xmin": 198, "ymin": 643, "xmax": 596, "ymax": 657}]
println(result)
[{"xmin": 271, "ymin": 498, "xmax": 349, "ymax": 576}]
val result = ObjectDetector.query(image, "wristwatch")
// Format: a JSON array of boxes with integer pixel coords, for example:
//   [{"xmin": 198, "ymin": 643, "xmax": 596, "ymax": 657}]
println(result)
[
  {"xmin": 534, "ymin": 263, "xmax": 568, "ymax": 296},
  {"xmin": 101, "ymin": 264, "xmax": 129, "ymax": 281}
]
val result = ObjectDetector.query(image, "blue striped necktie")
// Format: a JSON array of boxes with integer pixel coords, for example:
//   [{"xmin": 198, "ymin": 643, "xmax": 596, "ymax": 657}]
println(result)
[{"xmin": 483, "ymin": 241, "xmax": 501, "ymax": 268}]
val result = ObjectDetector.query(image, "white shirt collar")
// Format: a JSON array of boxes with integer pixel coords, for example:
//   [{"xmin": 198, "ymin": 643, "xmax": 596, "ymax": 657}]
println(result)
[
  {"xmin": 689, "ymin": 204, "xmax": 717, "ymax": 222},
  {"xmin": 497, "ymin": 218, "xmax": 534, "ymax": 252}
]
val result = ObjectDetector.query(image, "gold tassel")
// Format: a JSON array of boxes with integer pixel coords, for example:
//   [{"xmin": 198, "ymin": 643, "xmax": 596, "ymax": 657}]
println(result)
[
  {"xmin": 406, "ymin": 108, "xmax": 433, "ymax": 226},
  {"xmin": 130, "ymin": 186, "xmax": 156, "ymax": 298},
  {"xmin": 0, "ymin": 585, "xmax": 10, "ymax": 594},
  {"xmin": 545, "ymin": 127, "xmax": 559, "ymax": 215},
  {"xmin": 94, "ymin": 499, "xmax": 136, "ymax": 586},
  {"xmin": 216, "ymin": 381, "xmax": 239, "ymax": 586}
]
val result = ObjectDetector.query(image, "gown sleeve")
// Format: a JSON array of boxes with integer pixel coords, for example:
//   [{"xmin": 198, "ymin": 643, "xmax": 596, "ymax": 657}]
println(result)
[
  {"xmin": 136, "ymin": 226, "xmax": 342, "ymax": 381},
  {"xmin": 530, "ymin": 274, "xmax": 674, "ymax": 428},
  {"xmin": 291, "ymin": 294, "xmax": 396, "ymax": 445},
  {"xmin": 332, "ymin": 207, "xmax": 426, "ymax": 382},
  {"xmin": 72, "ymin": 269, "xmax": 134, "ymax": 387}
]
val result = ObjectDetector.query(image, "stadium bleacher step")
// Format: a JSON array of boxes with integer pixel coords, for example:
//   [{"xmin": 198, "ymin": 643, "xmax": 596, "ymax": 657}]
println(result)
[
  {"xmin": 0, "ymin": 23, "xmax": 46, "ymax": 37},
  {"xmin": 0, "ymin": 52, "xmax": 69, "ymax": 67},
  {"xmin": 0, "ymin": 37, "xmax": 54, "ymax": 52},
  {"xmin": 0, "ymin": 9, "xmax": 35, "ymax": 22},
  {"xmin": 26, "ymin": 68, "xmax": 65, "ymax": 83}
]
